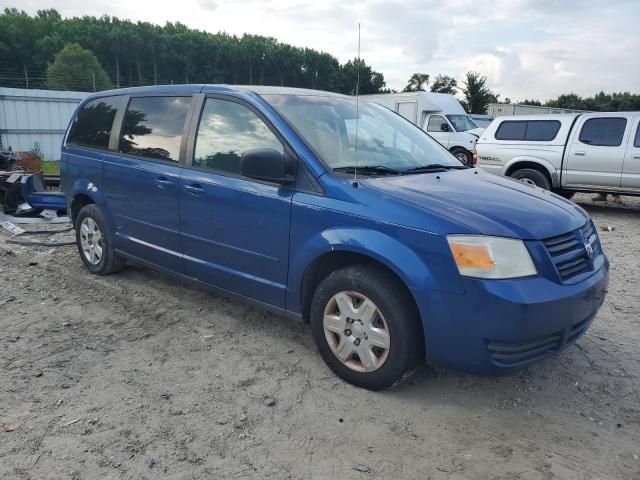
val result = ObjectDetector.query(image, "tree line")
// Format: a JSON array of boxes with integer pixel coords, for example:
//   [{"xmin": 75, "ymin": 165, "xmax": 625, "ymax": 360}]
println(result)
[
  {"xmin": 0, "ymin": 8, "xmax": 385, "ymax": 94},
  {"xmin": 1, "ymin": 8, "xmax": 638, "ymax": 114}
]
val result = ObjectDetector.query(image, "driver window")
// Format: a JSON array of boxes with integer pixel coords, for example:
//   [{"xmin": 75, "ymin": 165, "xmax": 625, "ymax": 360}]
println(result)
[{"xmin": 427, "ymin": 115, "xmax": 447, "ymax": 132}]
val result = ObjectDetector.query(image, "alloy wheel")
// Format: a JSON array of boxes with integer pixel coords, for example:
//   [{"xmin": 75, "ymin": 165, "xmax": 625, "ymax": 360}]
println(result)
[{"xmin": 79, "ymin": 217, "xmax": 103, "ymax": 265}]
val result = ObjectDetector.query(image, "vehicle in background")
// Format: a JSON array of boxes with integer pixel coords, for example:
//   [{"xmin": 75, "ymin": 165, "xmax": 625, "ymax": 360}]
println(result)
[
  {"xmin": 469, "ymin": 114, "xmax": 495, "ymax": 129},
  {"xmin": 61, "ymin": 85, "xmax": 608, "ymax": 390},
  {"xmin": 476, "ymin": 113, "xmax": 640, "ymax": 198},
  {"xmin": 362, "ymin": 92, "xmax": 484, "ymax": 165}
]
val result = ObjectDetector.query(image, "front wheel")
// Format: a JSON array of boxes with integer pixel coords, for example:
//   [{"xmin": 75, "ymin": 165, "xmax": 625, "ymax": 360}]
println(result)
[
  {"xmin": 310, "ymin": 265, "xmax": 423, "ymax": 390},
  {"xmin": 451, "ymin": 148, "xmax": 472, "ymax": 166}
]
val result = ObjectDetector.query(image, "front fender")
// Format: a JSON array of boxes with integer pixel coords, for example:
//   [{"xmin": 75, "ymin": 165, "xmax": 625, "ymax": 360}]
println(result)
[
  {"xmin": 286, "ymin": 226, "xmax": 463, "ymax": 313},
  {"xmin": 502, "ymin": 156, "xmax": 560, "ymax": 187}
]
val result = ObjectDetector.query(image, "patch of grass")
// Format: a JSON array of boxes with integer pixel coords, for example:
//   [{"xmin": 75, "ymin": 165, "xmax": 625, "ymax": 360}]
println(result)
[{"xmin": 41, "ymin": 161, "xmax": 60, "ymax": 176}]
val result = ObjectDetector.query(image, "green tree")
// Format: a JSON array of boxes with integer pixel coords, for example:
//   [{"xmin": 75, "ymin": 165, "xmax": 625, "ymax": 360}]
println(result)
[
  {"xmin": 460, "ymin": 71, "xmax": 498, "ymax": 114},
  {"xmin": 430, "ymin": 74, "xmax": 457, "ymax": 94},
  {"xmin": 47, "ymin": 43, "xmax": 111, "ymax": 91},
  {"xmin": 340, "ymin": 59, "xmax": 386, "ymax": 95},
  {"xmin": 403, "ymin": 73, "xmax": 429, "ymax": 92}
]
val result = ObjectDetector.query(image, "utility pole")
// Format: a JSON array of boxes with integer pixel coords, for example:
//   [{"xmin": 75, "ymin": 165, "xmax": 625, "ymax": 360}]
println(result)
[
  {"xmin": 92, "ymin": 71, "xmax": 96, "ymax": 92},
  {"xmin": 23, "ymin": 65, "xmax": 29, "ymax": 89}
]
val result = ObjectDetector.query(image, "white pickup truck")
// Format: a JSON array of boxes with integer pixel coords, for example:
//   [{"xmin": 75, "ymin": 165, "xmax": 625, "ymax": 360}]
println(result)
[{"xmin": 476, "ymin": 112, "xmax": 640, "ymax": 198}]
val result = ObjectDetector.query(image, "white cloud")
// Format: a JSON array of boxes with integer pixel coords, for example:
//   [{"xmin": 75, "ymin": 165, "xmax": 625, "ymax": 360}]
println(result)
[{"xmin": 5, "ymin": 0, "xmax": 639, "ymax": 100}]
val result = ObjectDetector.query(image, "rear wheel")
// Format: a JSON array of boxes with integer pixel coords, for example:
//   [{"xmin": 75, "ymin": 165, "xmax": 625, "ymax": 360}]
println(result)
[
  {"xmin": 510, "ymin": 168, "xmax": 551, "ymax": 190},
  {"xmin": 75, "ymin": 204, "xmax": 126, "ymax": 275},
  {"xmin": 310, "ymin": 265, "xmax": 423, "ymax": 390}
]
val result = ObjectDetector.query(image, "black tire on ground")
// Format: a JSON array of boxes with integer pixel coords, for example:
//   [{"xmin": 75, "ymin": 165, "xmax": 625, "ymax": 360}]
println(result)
[
  {"xmin": 310, "ymin": 264, "xmax": 423, "ymax": 390},
  {"xmin": 552, "ymin": 189, "xmax": 576, "ymax": 200},
  {"xmin": 450, "ymin": 148, "xmax": 472, "ymax": 166},
  {"xmin": 510, "ymin": 168, "xmax": 551, "ymax": 190},
  {"xmin": 3, "ymin": 181, "xmax": 25, "ymax": 211},
  {"xmin": 75, "ymin": 204, "xmax": 126, "ymax": 275}
]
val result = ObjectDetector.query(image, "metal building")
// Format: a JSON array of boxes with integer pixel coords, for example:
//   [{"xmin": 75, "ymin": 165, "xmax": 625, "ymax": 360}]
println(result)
[
  {"xmin": 0, "ymin": 87, "xmax": 88, "ymax": 161},
  {"xmin": 487, "ymin": 103, "xmax": 588, "ymax": 117}
]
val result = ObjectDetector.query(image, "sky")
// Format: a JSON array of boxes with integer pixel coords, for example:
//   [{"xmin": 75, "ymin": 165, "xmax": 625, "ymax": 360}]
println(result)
[{"xmin": 10, "ymin": 0, "xmax": 640, "ymax": 101}]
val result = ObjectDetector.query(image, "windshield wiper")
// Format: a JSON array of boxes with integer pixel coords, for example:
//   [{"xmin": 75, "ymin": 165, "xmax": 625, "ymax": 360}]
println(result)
[
  {"xmin": 402, "ymin": 164, "xmax": 469, "ymax": 174},
  {"xmin": 333, "ymin": 165, "xmax": 402, "ymax": 176}
]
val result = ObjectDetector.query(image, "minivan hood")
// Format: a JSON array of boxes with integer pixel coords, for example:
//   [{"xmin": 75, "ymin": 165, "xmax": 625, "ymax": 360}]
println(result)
[{"xmin": 362, "ymin": 169, "xmax": 587, "ymax": 239}]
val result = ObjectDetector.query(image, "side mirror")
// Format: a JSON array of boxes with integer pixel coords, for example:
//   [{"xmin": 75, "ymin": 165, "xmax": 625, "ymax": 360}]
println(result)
[
  {"xmin": 440, "ymin": 123, "xmax": 450, "ymax": 132},
  {"xmin": 240, "ymin": 148, "xmax": 294, "ymax": 185}
]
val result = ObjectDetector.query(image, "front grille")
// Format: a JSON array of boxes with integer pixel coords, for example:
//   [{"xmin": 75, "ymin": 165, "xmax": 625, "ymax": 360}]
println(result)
[
  {"xmin": 543, "ymin": 221, "xmax": 600, "ymax": 281},
  {"xmin": 487, "ymin": 315, "xmax": 595, "ymax": 367}
]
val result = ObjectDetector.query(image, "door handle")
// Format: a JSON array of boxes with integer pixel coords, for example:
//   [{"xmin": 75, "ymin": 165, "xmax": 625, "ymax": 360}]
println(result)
[
  {"xmin": 574, "ymin": 151, "xmax": 586, "ymax": 156},
  {"xmin": 633, "ymin": 154, "xmax": 640, "ymax": 159},
  {"xmin": 184, "ymin": 183, "xmax": 206, "ymax": 196},
  {"xmin": 155, "ymin": 177, "xmax": 174, "ymax": 189}
]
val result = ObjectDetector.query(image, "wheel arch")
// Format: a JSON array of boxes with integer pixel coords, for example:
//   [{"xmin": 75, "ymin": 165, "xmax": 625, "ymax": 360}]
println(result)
[{"xmin": 503, "ymin": 157, "xmax": 559, "ymax": 187}]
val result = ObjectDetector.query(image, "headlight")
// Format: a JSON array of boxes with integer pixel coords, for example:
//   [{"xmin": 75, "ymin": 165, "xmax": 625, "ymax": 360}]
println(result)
[{"xmin": 447, "ymin": 235, "xmax": 537, "ymax": 279}]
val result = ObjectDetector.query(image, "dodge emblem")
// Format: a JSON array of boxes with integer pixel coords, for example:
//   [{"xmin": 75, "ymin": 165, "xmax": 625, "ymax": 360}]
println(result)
[{"xmin": 584, "ymin": 241, "xmax": 594, "ymax": 259}]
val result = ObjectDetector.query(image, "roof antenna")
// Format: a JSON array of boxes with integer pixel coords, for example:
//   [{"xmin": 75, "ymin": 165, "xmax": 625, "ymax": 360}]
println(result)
[{"xmin": 352, "ymin": 22, "xmax": 361, "ymax": 188}]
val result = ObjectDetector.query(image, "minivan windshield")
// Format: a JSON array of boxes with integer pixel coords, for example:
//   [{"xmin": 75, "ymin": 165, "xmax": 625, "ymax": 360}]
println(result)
[
  {"xmin": 262, "ymin": 94, "xmax": 463, "ymax": 173},
  {"xmin": 446, "ymin": 114, "xmax": 479, "ymax": 132}
]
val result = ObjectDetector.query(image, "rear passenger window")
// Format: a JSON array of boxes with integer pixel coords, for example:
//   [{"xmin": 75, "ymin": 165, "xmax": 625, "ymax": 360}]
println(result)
[
  {"xmin": 635, "ymin": 124, "xmax": 640, "ymax": 147},
  {"xmin": 193, "ymin": 98, "xmax": 283, "ymax": 176},
  {"xmin": 579, "ymin": 118, "xmax": 627, "ymax": 147},
  {"xmin": 495, "ymin": 120, "xmax": 560, "ymax": 141},
  {"xmin": 119, "ymin": 96, "xmax": 191, "ymax": 162},
  {"xmin": 67, "ymin": 97, "xmax": 121, "ymax": 149}
]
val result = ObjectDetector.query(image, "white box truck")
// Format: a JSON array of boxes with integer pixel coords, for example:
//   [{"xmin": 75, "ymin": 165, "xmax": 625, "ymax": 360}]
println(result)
[{"xmin": 361, "ymin": 92, "xmax": 484, "ymax": 165}]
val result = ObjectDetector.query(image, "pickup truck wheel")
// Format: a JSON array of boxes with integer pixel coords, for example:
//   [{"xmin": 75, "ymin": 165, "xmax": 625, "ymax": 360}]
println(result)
[
  {"xmin": 75, "ymin": 204, "xmax": 126, "ymax": 275},
  {"xmin": 310, "ymin": 265, "xmax": 423, "ymax": 390},
  {"xmin": 510, "ymin": 168, "xmax": 551, "ymax": 190},
  {"xmin": 451, "ymin": 148, "xmax": 472, "ymax": 166}
]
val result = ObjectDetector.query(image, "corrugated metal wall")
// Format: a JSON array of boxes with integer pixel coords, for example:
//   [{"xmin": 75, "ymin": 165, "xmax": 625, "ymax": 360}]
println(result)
[
  {"xmin": 0, "ymin": 87, "xmax": 88, "ymax": 161},
  {"xmin": 487, "ymin": 103, "xmax": 587, "ymax": 117}
]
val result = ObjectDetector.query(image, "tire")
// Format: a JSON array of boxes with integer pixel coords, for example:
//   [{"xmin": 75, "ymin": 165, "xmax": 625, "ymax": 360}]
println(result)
[
  {"xmin": 3, "ymin": 181, "xmax": 25, "ymax": 212},
  {"xmin": 75, "ymin": 204, "xmax": 126, "ymax": 275},
  {"xmin": 552, "ymin": 188, "xmax": 576, "ymax": 200},
  {"xmin": 310, "ymin": 265, "xmax": 423, "ymax": 390},
  {"xmin": 451, "ymin": 148, "xmax": 472, "ymax": 166},
  {"xmin": 510, "ymin": 168, "xmax": 551, "ymax": 190}
]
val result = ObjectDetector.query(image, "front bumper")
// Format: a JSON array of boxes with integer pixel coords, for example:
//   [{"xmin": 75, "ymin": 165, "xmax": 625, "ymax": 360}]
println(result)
[{"xmin": 411, "ymin": 258, "xmax": 609, "ymax": 375}]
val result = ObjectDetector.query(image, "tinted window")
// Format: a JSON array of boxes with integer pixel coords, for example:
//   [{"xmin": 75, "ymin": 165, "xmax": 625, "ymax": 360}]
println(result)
[
  {"xmin": 635, "ymin": 124, "xmax": 640, "ymax": 147},
  {"xmin": 495, "ymin": 121, "xmax": 527, "ymax": 140},
  {"xmin": 119, "ymin": 96, "xmax": 191, "ymax": 162},
  {"xmin": 525, "ymin": 121, "xmax": 561, "ymax": 141},
  {"xmin": 579, "ymin": 117, "xmax": 627, "ymax": 147},
  {"xmin": 427, "ymin": 115, "xmax": 447, "ymax": 132},
  {"xmin": 495, "ymin": 120, "xmax": 561, "ymax": 141},
  {"xmin": 193, "ymin": 98, "xmax": 283, "ymax": 175},
  {"xmin": 67, "ymin": 97, "xmax": 120, "ymax": 149}
]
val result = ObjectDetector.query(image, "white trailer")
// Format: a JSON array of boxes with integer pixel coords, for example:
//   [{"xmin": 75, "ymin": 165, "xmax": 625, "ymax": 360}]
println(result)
[{"xmin": 361, "ymin": 91, "xmax": 484, "ymax": 165}]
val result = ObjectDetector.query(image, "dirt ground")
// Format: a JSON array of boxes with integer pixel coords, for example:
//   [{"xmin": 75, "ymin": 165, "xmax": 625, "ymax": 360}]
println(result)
[{"xmin": 1, "ymin": 193, "xmax": 639, "ymax": 480}]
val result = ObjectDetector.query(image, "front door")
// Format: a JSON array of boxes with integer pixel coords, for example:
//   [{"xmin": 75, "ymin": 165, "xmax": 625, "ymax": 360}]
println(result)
[
  {"xmin": 426, "ymin": 114, "xmax": 451, "ymax": 148},
  {"xmin": 621, "ymin": 117, "xmax": 640, "ymax": 191},
  {"xmin": 103, "ymin": 95, "xmax": 192, "ymax": 272},
  {"xmin": 564, "ymin": 116, "xmax": 628, "ymax": 189},
  {"xmin": 179, "ymin": 96, "xmax": 293, "ymax": 308}
]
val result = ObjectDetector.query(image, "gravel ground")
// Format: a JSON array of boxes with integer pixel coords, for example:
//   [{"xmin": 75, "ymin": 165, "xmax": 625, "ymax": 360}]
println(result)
[{"xmin": 1, "ymin": 193, "xmax": 639, "ymax": 480}]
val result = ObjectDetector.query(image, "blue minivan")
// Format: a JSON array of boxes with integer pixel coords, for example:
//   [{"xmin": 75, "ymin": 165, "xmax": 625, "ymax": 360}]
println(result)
[{"xmin": 61, "ymin": 85, "xmax": 609, "ymax": 390}]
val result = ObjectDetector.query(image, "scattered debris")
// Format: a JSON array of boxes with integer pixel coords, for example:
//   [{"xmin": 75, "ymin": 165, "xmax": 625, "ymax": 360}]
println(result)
[
  {"xmin": 147, "ymin": 457, "xmax": 157, "ymax": 468},
  {"xmin": 1, "ymin": 221, "xmax": 25, "ymax": 236},
  {"xmin": 352, "ymin": 465, "xmax": 371, "ymax": 473},
  {"xmin": 601, "ymin": 225, "xmax": 615, "ymax": 232},
  {"xmin": 40, "ymin": 209, "xmax": 58, "ymax": 220},
  {"xmin": 263, "ymin": 397, "xmax": 276, "ymax": 407},
  {"xmin": 63, "ymin": 418, "xmax": 81, "ymax": 427},
  {"xmin": 2, "ymin": 422, "xmax": 16, "ymax": 432}
]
